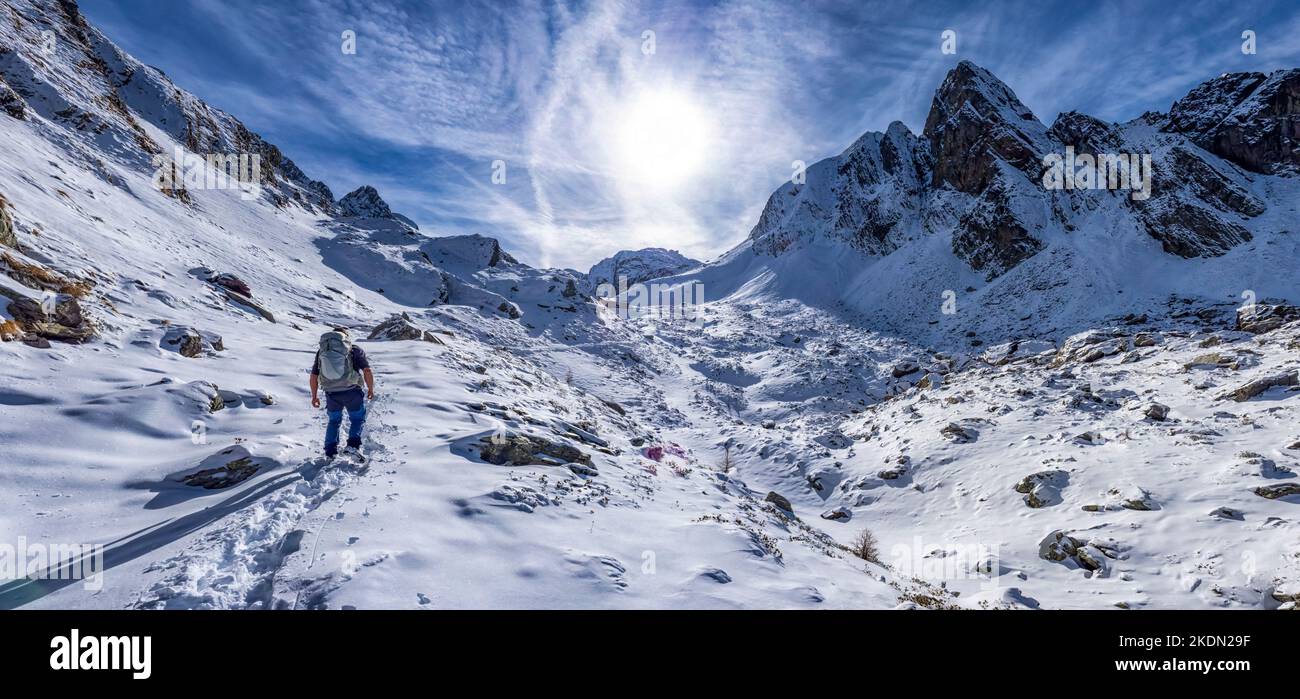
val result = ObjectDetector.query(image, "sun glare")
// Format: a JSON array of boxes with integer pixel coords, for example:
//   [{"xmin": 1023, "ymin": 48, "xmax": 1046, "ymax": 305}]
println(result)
[{"xmin": 611, "ymin": 88, "xmax": 715, "ymax": 191}]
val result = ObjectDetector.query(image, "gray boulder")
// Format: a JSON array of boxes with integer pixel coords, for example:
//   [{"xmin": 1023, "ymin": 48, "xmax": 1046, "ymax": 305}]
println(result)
[
  {"xmin": 478, "ymin": 431, "xmax": 591, "ymax": 467},
  {"xmin": 5, "ymin": 293, "xmax": 94, "ymax": 343},
  {"xmin": 764, "ymin": 491, "xmax": 794, "ymax": 513}
]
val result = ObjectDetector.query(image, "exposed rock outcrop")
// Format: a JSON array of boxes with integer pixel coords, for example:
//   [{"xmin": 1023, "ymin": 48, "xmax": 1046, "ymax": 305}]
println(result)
[
  {"xmin": 1164, "ymin": 68, "xmax": 1300, "ymax": 176},
  {"xmin": 0, "ymin": 194, "xmax": 16, "ymax": 247},
  {"xmin": 4, "ymin": 291, "xmax": 94, "ymax": 343},
  {"xmin": 368, "ymin": 312, "xmax": 445, "ymax": 344},
  {"xmin": 477, "ymin": 431, "xmax": 592, "ymax": 467},
  {"xmin": 1237, "ymin": 304, "xmax": 1300, "ymax": 334}
]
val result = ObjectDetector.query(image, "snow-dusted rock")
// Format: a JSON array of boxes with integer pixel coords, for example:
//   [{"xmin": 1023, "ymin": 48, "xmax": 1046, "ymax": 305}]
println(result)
[
  {"xmin": 586, "ymin": 248, "xmax": 698, "ymax": 292},
  {"xmin": 1219, "ymin": 371, "xmax": 1299, "ymax": 402},
  {"xmin": 1236, "ymin": 304, "xmax": 1300, "ymax": 334},
  {"xmin": 337, "ymin": 185, "xmax": 393, "ymax": 220},
  {"xmin": 1014, "ymin": 469, "xmax": 1068, "ymax": 508},
  {"xmin": 161, "ymin": 325, "xmax": 222, "ymax": 357}
]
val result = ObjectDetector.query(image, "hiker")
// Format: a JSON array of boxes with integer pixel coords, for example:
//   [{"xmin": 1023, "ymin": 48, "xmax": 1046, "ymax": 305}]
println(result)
[{"xmin": 309, "ymin": 327, "xmax": 375, "ymax": 458}]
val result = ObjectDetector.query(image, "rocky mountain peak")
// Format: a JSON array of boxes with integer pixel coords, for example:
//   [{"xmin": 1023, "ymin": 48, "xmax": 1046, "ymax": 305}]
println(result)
[
  {"xmin": 337, "ymin": 186, "xmax": 393, "ymax": 219},
  {"xmin": 740, "ymin": 59, "xmax": 1294, "ymax": 292},
  {"xmin": 923, "ymin": 61, "xmax": 1038, "ymax": 139},
  {"xmin": 335, "ymin": 185, "xmax": 419, "ymax": 228},
  {"xmin": 923, "ymin": 61, "xmax": 1049, "ymax": 195}
]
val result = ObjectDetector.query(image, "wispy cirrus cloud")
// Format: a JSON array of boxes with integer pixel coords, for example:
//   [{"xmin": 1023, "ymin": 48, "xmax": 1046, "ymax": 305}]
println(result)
[{"xmin": 85, "ymin": 0, "xmax": 1300, "ymax": 270}]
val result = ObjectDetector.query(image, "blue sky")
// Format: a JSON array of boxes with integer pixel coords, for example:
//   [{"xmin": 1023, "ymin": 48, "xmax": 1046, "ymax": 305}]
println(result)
[{"xmin": 83, "ymin": 0, "xmax": 1300, "ymax": 270}]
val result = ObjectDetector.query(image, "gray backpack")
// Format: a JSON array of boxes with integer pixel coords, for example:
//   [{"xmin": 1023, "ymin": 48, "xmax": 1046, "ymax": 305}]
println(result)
[{"xmin": 317, "ymin": 331, "xmax": 361, "ymax": 392}]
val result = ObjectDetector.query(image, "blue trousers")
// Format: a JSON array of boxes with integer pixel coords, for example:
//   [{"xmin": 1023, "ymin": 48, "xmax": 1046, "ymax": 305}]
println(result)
[{"xmin": 324, "ymin": 387, "xmax": 366, "ymax": 455}]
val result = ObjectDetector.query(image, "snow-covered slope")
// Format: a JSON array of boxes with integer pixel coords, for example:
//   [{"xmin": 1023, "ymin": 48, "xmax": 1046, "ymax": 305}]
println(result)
[{"xmin": 3, "ymin": 2, "xmax": 1299, "ymax": 611}]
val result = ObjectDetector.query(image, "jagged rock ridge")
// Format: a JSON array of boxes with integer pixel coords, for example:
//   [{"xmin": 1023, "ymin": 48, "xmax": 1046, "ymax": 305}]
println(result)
[{"xmin": 746, "ymin": 60, "xmax": 1293, "ymax": 280}]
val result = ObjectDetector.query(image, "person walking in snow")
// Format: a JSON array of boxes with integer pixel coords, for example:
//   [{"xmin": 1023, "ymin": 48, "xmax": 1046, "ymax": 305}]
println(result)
[{"xmin": 309, "ymin": 327, "xmax": 375, "ymax": 458}]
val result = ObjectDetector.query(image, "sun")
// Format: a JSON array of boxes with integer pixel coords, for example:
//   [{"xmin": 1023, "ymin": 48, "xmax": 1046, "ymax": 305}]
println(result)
[{"xmin": 611, "ymin": 88, "xmax": 715, "ymax": 191}]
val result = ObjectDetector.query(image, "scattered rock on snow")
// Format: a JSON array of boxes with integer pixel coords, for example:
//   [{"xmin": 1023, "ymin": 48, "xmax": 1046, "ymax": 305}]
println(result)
[
  {"xmin": 1073, "ymin": 430, "xmax": 1105, "ymax": 446},
  {"xmin": 820, "ymin": 506, "xmax": 852, "ymax": 521},
  {"xmin": 1014, "ymin": 469, "xmax": 1068, "ymax": 508},
  {"xmin": 4, "ymin": 293, "xmax": 95, "ymax": 343},
  {"xmin": 878, "ymin": 466, "xmax": 905, "ymax": 480},
  {"xmin": 697, "ymin": 567, "xmax": 732, "ymax": 584},
  {"xmin": 1236, "ymin": 303, "xmax": 1300, "ymax": 335},
  {"xmin": 488, "ymin": 483, "xmax": 554, "ymax": 512},
  {"xmin": 940, "ymin": 421, "xmax": 978, "ymax": 443},
  {"xmin": 0, "ymin": 194, "xmax": 16, "ymax": 247},
  {"xmin": 477, "ymin": 431, "xmax": 592, "ymax": 467},
  {"xmin": 0, "ymin": 85, "xmax": 25, "ymax": 121},
  {"xmin": 1218, "ymin": 371, "xmax": 1298, "ymax": 402},
  {"xmin": 497, "ymin": 301, "xmax": 521, "ymax": 319},
  {"xmin": 1144, "ymin": 402, "xmax": 1170, "ymax": 421},
  {"xmin": 223, "ymin": 288, "xmax": 275, "ymax": 322},
  {"xmin": 1184, "ymin": 352, "xmax": 1235, "ymax": 370},
  {"xmin": 1074, "ymin": 545, "xmax": 1109, "ymax": 574},
  {"xmin": 917, "ymin": 372, "xmax": 944, "ymax": 389},
  {"xmin": 368, "ymin": 312, "xmax": 445, "ymax": 344},
  {"xmin": 1209, "ymin": 506, "xmax": 1243, "ymax": 520},
  {"xmin": 1268, "ymin": 584, "xmax": 1300, "ymax": 606},
  {"xmin": 182, "ymin": 448, "xmax": 260, "ymax": 489},
  {"xmin": 1038, "ymin": 530, "xmax": 1083, "ymax": 562},
  {"xmin": 891, "ymin": 360, "xmax": 920, "ymax": 378},
  {"xmin": 764, "ymin": 491, "xmax": 794, "ymax": 513},
  {"xmin": 369, "ymin": 313, "xmax": 423, "ymax": 341},
  {"xmin": 1116, "ymin": 486, "xmax": 1157, "ymax": 511},
  {"xmin": 1254, "ymin": 483, "xmax": 1300, "ymax": 500},
  {"xmin": 1039, "ymin": 529, "xmax": 1122, "ymax": 575},
  {"xmin": 209, "ymin": 272, "xmax": 252, "ymax": 297},
  {"xmin": 1133, "ymin": 332, "xmax": 1162, "ymax": 347},
  {"xmin": 161, "ymin": 325, "xmax": 222, "ymax": 357}
]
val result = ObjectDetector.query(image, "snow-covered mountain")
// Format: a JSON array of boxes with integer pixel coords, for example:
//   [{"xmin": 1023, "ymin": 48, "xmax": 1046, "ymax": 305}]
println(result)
[
  {"xmin": 3, "ymin": 1, "xmax": 1299, "ymax": 611},
  {"xmin": 586, "ymin": 247, "xmax": 699, "ymax": 292},
  {"xmin": 684, "ymin": 61, "xmax": 1300, "ymax": 346},
  {"xmin": 0, "ymin": 0, "xmax": 333, "ymax": 212},
  {"xmin": 335, "ymin": 184, "xmax": 419, "ymax": 230}
]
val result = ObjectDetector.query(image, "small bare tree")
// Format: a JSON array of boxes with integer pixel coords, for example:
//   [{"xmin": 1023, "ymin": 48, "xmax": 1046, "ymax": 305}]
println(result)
[{"xmin": 850, "ymin": 528, "xmax": 880, "ymax": 563}]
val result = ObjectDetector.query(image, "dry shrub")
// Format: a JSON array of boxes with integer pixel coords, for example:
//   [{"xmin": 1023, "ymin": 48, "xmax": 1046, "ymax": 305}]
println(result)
[{"xmin": 850, "ymin": 528, "xmax": 880, "ymax": 563}]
